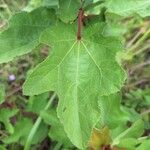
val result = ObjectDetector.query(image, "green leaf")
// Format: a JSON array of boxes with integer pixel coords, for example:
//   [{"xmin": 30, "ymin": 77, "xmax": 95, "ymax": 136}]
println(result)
[
  {"xmin": 0, "ymin": 108, "xmax": 18, "ymax": 134},
  {"xmin": 43, "ymin": 0, "xmax": 58, "ymax": 6},
  {"xmin": 58, "ymin": 0, "xmax": 81, "ymax": 22},
  {"xmin": 102, "ymin": 23, "xmax": 127, "ymax": 38},
  {"xmin": 40, "ymin": 109, "xmax": 73, "ymax": 147},
  {"xmin": 0, "ymin": 7, "xmax": 56, "ymax": 63},
  {"xmin": 0, "ymin": 85, "xmax": 5, "ymax": 104},
  {"xmin": 4, "ymin": 118, "xmax": 33, "ymax": 145},
  {"xmin": 98, "ymin": 93, "xmax": 130, "ymax": 128},
  {"xmin": 0, "ymin": 145, "xmax": 6, "ymax": 150},
  {"xmin": 32, "ymin": 121, "xmax": 48, "ymax": 145},
  {"xmin": 105, "ymin": 0, "xmax": 150, "ymax": 17},
  {"xmin": 4, "ymin": 118, "xmax": 48, "ymax": 145},
  {"xmin": 83, "ymin": 0, "xmax": 93, "ymax": 7},
  {"xmin": 23, "ymin": 22, "xmax": 126, "ymax": 149},
  {"xmin": 117, "ymin": 138, "xmax": 138, "ymax": 150},
  {"xmin": 112, "ymin": 120, "xmax": 144, "ymax": 146},
  {"xmin": 24, "ymin": 0, "xmax": 59, "ymax": 11},
  {"xmin": 26, "ymin": 92, "xmax": 49, "ymax": 114},
  {"xmin": 136, "ymin": 139, "xmax": 150, "ymax": 150}
]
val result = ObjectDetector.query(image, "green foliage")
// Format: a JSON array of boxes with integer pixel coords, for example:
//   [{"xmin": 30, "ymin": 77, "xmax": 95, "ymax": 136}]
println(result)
[
  {"xmin": 23, "ymin": 22, "xmax": 126, "ymax": 96},
  {"xmin": 98, "ymin": 93, "xmax": 130, "ymax": 128},
  {"xmin": 136, "ymin": 139, "xmax": 150, "ymax": 150},
  {"xmin": 26, "ymin": 92, "xmax": 49, "ymax": 114},
  {"xmin": 25, "ymin": 0, "xmax": 59, "ymax": 11},
  {"xmin": 0, "ymin": 85, "xmax": 5, "ymax": 104},
  {"xmin": 0, "ymin": 108, "xmax": 18, "ymax": 134},
  {"xmin": 105, "ymin": 0, "xmax": 150, "ymax": 17},
  {"xmin": 58, "ymin": 0, "xmax": 81, "ymax": 22},
  {"xmin": 0, "ymin": 0, "xmax": 149, "ymax": 150},
  {"xmin": 23, "ymin": 22, "xmax": 126, "ymax": 148},
  {"xmin": 40, "ymin": 109, "xmax": 73, "ymax": 147},
  {"xmin": 3, "ymin": 118, "xmax": 48, "ymax": 146},
  {"xmin": 112, "ymin": 120, "xmax": 144, "ymax": 148},
  {"xmin": 0, "ymin": 7, "xmax": 56, "ymax": 63},
  {"xmin": 4, "ymin": 118, "xmax": 33, "ymax": 145}
]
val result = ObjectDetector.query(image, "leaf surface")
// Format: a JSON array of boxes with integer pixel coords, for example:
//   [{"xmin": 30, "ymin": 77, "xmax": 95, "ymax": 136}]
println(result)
[
  {"xmin": 23, "ymin": 22, "xmax": 126, "ymax": 149},
  {"xmin": 26, "ymin": 92, "xmax": 49, "ymax": 114},
  {"xmin": 58, "ymin": 0, "xmax": 81, "ymax": 22},
  {"xmin": 0, "ymin": 108, "xmax": 18, "ymax": 134},
  {"xmin": 40, "ymin": 109, "xmax": 73, "ymax": 147},
  {"xmin": 4, "ymin": 118, "xmax": 48, "ymax": 145},
  {"xmin": 24, "ymin": 0, "xmax": 59, "ymax": 11},
  {"xmin": 112, "ymin": 120, "xmax": 144, "ymax": 146},
  {"xmin": 105, "ymin": 0, "xmax": 150, "ymax": 17},
  {"xmin": 0, "ymin": 7, "xmax": 56, "ymax": 63},
  {"xmin": 136, "ymin": 139, "xmax": 150, "ymax": 150},
  {"xmin": 98, "ymin": 93, "xmax": 130, "ymax": 128},
  {"xmin": 4, "ymin": 118, "xmax": 33, "ymax": 145}
]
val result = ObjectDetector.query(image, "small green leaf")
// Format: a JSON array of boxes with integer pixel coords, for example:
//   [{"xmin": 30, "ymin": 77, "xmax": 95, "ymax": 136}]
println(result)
[
  {"xmin": 105, "ymin": 0, "xmax": 150, "ymax": 17},
  {"xmin": 4, "ymin": 118, "xmax": 48, "ymax": 145},
  {"xmin": 4, "ymin": 118, "xmax": 33, "ymax": 145},
  {"xmin": 98, "ymin": 93, "xmax": 130, "ymax": 128},
  {"xmin": 0, "ymin": 108, "xmax": 18, "ymax": 134},
  {"xmin": 112, "ymin": 120, "xmax": 144, "ymax": 146},
  {"xmin": 24, "ymin": 0, "xmax": 59, "ymax": 11},
  {"xmin": 102, "ymin": 23, "xmax": 127, "ymax": 38},
  {"xmin": 58, "ymin": 0, "xmax": 81, "ymax": 22},
  {"xmin": 41, "ymin": 109, "xmax": 73, "ymax": 147},
  {"xmin": 136, "ymin": 139, "xmax": 150, "ymax": 150},
  {"xmin": 0, "ymin": 7, "xmax": 56, "ymax": 63},
  {"xmin": 118, "ymin": 138, "xmax": 138, "ymax": 150},
  {"xmin": 26, "ymin": 92, "xmax": 49, "ymax": 114},
  {"xmin": 83, "ymin": 0, "xmax": 93, "ymax": 7}
]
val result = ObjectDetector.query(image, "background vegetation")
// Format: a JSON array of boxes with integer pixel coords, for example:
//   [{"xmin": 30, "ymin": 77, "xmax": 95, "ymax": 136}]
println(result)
[{"xmin": 0, "ymin": 0, "xmax": 150, "ymax": 150}]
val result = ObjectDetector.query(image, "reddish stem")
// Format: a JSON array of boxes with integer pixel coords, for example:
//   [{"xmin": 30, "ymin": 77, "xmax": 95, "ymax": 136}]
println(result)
[{"xmin": 77, "ymin": 9, "xmax": 84, "ymax": 40}]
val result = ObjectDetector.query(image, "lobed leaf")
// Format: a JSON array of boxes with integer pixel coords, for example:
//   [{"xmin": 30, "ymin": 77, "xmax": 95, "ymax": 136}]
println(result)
[
  {"xmin": 0, "ymin": 7, "xmax": 56, "ymax": 63},
  {"xmin": 23, "ymin": 22, "xmax": 126, "ymax": 149}
]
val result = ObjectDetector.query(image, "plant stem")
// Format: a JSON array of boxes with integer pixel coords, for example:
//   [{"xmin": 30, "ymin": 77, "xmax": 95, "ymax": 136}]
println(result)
[
  {"xmin": 134, "ymin": 44, "xmax": 150, "ymax": 56},
  {"xmin": 24, "ymin": 93, "xmax": 57, "ymax": 150},
  {"xmin": 53, "ymin": 143, "xmax": 62, "ymax": 150},
  {"xmin": 126, "ymin": 29, "xmax": 143, "ymax": 48},
  {"xmin": 129, "ymin": 28, "xmax": 150, "ymax": 51},
  {"xmin": 1, "ymin": 0, "xmax": 12, "ymax": 17}
]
